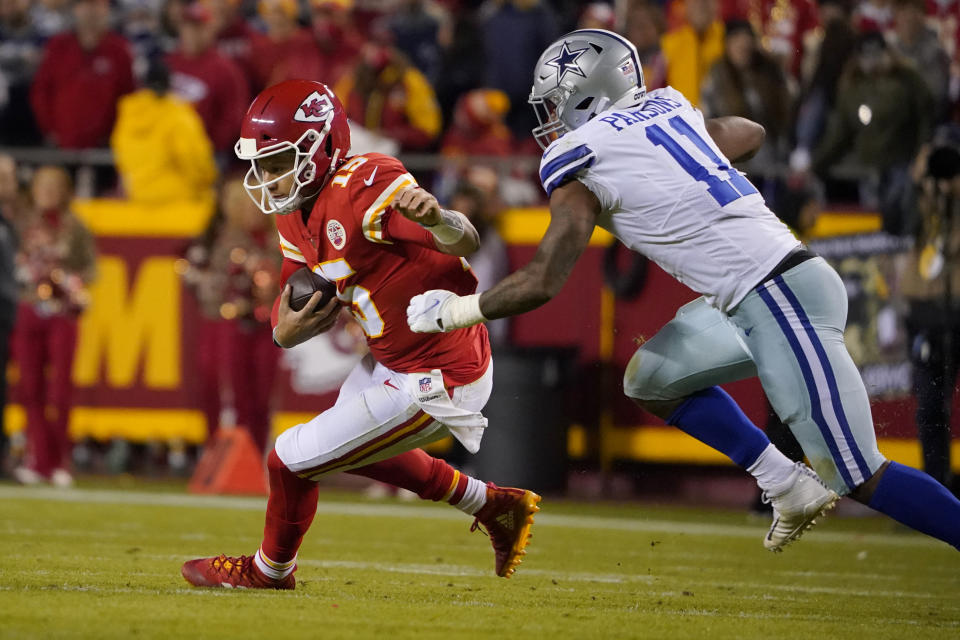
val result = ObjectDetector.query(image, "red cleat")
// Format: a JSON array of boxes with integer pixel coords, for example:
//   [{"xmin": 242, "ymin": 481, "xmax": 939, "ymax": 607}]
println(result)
[
  {"xmin": 471, "ymin": 483, "xmax": 542, "ymax": 578},
  {"xmin": 180, "ymin": 554, "xmax": 295, "ymax": 590}
]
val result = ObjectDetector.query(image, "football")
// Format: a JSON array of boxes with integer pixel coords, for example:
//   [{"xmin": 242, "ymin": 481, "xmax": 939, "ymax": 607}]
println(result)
[{"xmin": 286, "ymin": 267, "xmax": 337, "ymax": 312}]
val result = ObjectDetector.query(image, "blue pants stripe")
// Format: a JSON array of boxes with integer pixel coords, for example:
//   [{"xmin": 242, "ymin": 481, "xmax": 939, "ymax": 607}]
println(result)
[
  {"xmin": 755, "ymin": 282, "xmax": 857, "ymax": 489},
  {"xmin": 772, "ymin": 276, "xmax": 873, "ymax": 480}
]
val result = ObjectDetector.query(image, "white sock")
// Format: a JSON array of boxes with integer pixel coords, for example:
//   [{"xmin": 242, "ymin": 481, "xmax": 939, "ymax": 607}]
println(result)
[
  {"xmin": 746, "ymin": 444, "xmax": 799, "ymax": 495},
  {"xmin": 254, "ymin": 547, "xmax": 296, "ymax": 580},
  {"xmin": 452, "ymin": 476, "xmax": 487, "ymax": 516}
]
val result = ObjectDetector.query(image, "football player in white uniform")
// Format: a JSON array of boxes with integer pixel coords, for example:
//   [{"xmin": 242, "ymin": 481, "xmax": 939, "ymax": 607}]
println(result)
[{"xmin": 408, "ymin": 29, "xmax": 960, "ymax": 552}]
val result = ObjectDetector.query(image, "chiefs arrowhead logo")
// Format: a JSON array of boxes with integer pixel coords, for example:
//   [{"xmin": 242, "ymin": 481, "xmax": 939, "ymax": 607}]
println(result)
[{"xmin": 295, "ymin": 91, "xmax": 334, "ymax": 123}]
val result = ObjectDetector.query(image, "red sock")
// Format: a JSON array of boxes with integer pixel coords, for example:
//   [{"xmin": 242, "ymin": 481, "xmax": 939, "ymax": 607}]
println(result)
[
  {"xmin": 260, "ymin": 449, "xmax": 319, "ymax": 564},
  {"xmin": 348, "ymin": 449, "xmax": 469, "ymax": 504}
]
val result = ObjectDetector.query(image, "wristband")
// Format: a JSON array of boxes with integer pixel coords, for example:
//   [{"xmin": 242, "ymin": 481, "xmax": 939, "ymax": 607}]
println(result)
[
  {"xmin": 443, "ymin": 293, "xmax": 487, "ymax": 330},
  {"xmin": 422, "ymin": 209, "xmax": 465, "ymax": 245}
]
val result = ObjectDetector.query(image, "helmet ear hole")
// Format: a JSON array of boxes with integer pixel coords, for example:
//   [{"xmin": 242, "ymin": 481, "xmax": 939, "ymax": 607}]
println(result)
[
  {"xmin": 575, "ymin": 97, "xmax": 594, "ymax": 110},
  {"xmin": 324, "ymin": 136, "xmax": 333, "ymax": 158}
]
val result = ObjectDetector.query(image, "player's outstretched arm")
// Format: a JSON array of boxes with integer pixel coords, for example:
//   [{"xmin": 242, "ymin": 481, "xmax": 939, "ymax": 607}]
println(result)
[
  {"xmin": 393, "ymin": 185, "xmax": 480, "ymax": 256},
  {"xmin": 479, "ymin": 180, "xmax": 599, "ymax": 318},
  {"xmin": 407, "ymin": 180, "xmax": 599, "ymax": 333},
  {"xmin": 705, "ymin": 117, "xmax": 765, "ymax": 163},
  {"xmin": 273, "ymin": 285, "xmax": 341, "ymax": 348}
]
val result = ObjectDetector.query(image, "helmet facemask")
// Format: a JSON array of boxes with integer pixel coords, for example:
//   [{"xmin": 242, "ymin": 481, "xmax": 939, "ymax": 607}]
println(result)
[
  {"xmin": 530, "ymin": 85, "xmax": 571, "ymax": 150},
  {"xmin": 236, "ymin": 122, "xmax": 338, "ymax": 215}
]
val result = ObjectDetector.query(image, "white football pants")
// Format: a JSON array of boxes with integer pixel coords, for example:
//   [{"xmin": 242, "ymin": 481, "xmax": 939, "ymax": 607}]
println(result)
[
  {"xmin": 275, "ymin": 353, "xmax": 493, "ymax": 480},
  {"xmin": 624, "ymin": 257, "xmax": 886, "ymax": 494}
]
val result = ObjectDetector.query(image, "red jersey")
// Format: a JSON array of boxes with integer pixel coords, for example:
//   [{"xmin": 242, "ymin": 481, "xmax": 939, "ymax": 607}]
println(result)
[{"xmin": 272, "ymin": 153, "xmax": 490, "ymax": 387}]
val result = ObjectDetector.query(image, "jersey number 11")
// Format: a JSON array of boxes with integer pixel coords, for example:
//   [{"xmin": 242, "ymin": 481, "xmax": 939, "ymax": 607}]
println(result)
[{"xmin": 646, "ymin": 115, "xmax": 758, "ymax": 207}]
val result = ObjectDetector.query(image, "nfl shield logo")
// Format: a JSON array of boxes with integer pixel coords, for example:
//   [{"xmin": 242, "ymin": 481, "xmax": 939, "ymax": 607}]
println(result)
[{"xmin": 418, "ymin": 377, "xmax": 432, "ymax": 393}]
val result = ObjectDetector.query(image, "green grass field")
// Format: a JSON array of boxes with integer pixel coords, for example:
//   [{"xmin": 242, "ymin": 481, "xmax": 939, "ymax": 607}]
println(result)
[{"xmin": 1, "ymin": 481, "xmax": 958, "ymax": 640}]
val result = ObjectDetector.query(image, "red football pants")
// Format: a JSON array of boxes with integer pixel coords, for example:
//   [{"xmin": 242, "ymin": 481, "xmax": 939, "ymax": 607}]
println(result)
[{"xmin": 13, "ymin": 304, "xmax": 78, "ymax": 476}]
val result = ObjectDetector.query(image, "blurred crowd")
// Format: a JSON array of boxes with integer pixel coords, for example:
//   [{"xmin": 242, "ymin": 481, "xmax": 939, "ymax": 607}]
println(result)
[
  {"xmin": 3, "ymin": 0, "xmax": 960, "ymax": 487},
  {"xmin": 0, "ymin": 0, "xmax": 956, "ymax": 218}
]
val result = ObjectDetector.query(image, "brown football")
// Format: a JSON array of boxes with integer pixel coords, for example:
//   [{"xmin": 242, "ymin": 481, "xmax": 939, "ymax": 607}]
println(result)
[{"xmin": 286, "ymin": 267, "xmax": 337, "ymax": 312}]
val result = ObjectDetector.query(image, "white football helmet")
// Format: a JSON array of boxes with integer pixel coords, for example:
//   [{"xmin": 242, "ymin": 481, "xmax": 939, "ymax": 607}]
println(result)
[{"xmin": 529, "ymin": 29, "xmax": 646, "ymax": 149}]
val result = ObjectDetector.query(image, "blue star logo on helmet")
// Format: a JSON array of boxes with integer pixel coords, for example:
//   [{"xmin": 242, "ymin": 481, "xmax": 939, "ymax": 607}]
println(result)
[{"xmin": 546, "ymin": 42, "xmax": 588, "ymax": 83}]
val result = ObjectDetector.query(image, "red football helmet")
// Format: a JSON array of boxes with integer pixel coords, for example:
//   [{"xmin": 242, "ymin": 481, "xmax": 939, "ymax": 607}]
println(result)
[{"xmin": 235, "ymin": 80, "xmax": 351, "ymax": 215}]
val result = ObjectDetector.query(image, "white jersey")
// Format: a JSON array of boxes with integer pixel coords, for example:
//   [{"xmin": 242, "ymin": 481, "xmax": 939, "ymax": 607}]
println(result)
[{"xmin": 538, "ymin": 86, "xmax": 800, "ymax": 312}]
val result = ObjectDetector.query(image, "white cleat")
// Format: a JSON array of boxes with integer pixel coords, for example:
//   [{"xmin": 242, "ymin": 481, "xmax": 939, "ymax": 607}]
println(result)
[{"xmin": 763, "ymin": 462, "xmax": 839, "ymax": 552}]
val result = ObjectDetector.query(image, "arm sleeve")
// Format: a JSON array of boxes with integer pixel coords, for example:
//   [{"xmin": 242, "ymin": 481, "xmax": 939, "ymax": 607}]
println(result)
[
  {"xmin": 539, "ymin": 137, "xmax": 597, "ymax": 197},
  {"xmin": 343, "ymin": 154, "xmax": 445, "ymax": 250},
  {"xmin": 346, "ymin": 154, "xmax": 419, "ymax": 244},
  {"xmin": 382, "ymin": 208, "xmax": 437, "ymax": 249},
  {"xmin": 277, "ymin": 229, "xmax": 307, "ymax": 262}
]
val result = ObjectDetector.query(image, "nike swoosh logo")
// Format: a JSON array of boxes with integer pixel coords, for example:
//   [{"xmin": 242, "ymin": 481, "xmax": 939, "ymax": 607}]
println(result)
[
  {"xmin": 383, "ymin": 380, "xmax": 399, "ymax": 390},
  {"xmin": 426, "ymin": 299, "xmax": 440, "ymax": 311},
  {"xmin": 363, "ymin": 167, "xmax": 378, "ymax": 186}
]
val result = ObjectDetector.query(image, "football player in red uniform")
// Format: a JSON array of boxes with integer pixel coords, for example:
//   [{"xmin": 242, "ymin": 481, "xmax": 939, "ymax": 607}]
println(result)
[{"xmin": 180, "ymin": 80, "xmax": 540, "ymax": 590}]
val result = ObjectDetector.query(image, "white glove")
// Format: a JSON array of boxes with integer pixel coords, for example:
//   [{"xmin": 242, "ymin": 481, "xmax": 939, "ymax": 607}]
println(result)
[{"xmin": 407, "ymin": 290, "xmax": 486, "ymax": 333}]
